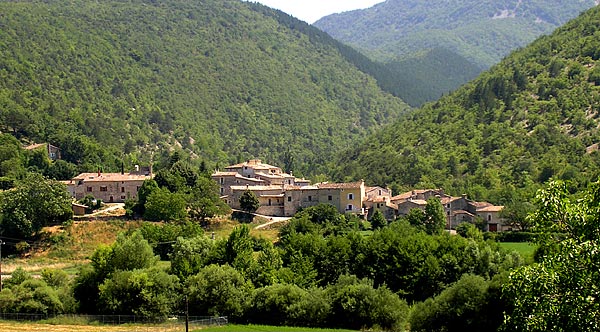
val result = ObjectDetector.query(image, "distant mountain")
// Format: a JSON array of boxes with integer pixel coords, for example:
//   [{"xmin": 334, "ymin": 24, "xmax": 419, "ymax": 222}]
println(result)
[
  {"xmin": 0, "ymin": 0, "xmax": 409, "ymax": 176},
  {"xmin": 330, "ymin": 5, "xmax": 600, "ymax": 202},
  {"xmin": 315, "ymin": 0, "xmax": 597, "ymax": 105}
]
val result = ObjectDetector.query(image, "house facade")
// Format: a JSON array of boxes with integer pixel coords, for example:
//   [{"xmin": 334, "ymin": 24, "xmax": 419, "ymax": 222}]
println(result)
[
  {"xmin": 66, "ymin": 169, "xmax": 152, "ymax": 203},
  {"xmin": 213, "ymin": 160, "xmax": 509, "ymax": 231}
]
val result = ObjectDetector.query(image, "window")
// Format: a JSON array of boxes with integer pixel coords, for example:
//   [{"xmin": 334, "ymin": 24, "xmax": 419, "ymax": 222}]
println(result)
[
  {"xmin": 287, "ymin": 196, "xmax": 292, "ymax": 202},
  {"xmin": 348, "ymin": 193, "xmax": 354, "ymax": 200},
  {"xmin": 121, "ymin": 196, "xmax": 126, "ymax": 200},
  {"xmin": 328, "ymin": 195, "xmax": 332, "ymax": 201},
  {"xmin": 87, "ymin": 186, "xmax": 93, "ymax": 192},
  {"xmin": 220, "ymin": 177, "xmax": 224, "ymax": 184},
  {"xmin": 346, "ymin": 204, "xmax": 354, "ymax": 211},
  {"xmin": 121, "ymin": 187, "xmax": 125, "ymax": 193},
  {"xmin": 100, "ymin": 186, "xmax": 108, "ymax": 192},
  {"xmin": 308, "ymin": 195, "xmax": 312, "ymax": 202},
  {"xmin": 488, "ymin": 215, "xmax": 492, "ymax": 222},
  {"xmin": 220, "ymin": 188, "xmax": 224, "ymax": 195}
]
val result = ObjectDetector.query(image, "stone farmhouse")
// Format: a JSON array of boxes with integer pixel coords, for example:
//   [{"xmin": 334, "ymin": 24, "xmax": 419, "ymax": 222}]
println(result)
[
  {"xmin": 25, "ymin": 142, "xmax": 61, "ymax": 161},
  {"xmin": 213, "ymin": 160, "xmax": 508, "ymax": 232},
  {"xmin": 212, "ymin": 159, "xmax": 365, "ymax": 217},
  {"xmin": 65, "ymin": 166, "xmax": 152, "ymax": 203}
]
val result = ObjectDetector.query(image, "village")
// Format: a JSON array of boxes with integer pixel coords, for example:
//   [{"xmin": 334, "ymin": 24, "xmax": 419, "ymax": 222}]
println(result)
[{"xmin": 62, "ymin": 156, "xmax": 507, "ymax": 232}]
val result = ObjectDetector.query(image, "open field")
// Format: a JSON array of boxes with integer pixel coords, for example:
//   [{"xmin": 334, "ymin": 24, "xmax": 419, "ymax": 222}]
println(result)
[
  {"xmin": 498, "ymin": 242, "xmax": 537, "ymax": 262},
  {"xmin": 0, "ymin": 322, "xmax": 356, "ymax": 332},
  {"xmin": 0, "ymin": 321, "xmax": 185, "ymax": 332}
]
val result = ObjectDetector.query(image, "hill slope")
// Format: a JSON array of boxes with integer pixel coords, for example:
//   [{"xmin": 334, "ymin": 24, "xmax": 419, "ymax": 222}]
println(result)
[
  {"xmin": 331, "ymin": 6, "xmax": 600, "ymax": 202},
  {"xmin": 0, "ymin": 0, "xmax": 409, "ymax": 176},
  {"xmin": 315, "ymin": 0, "xmax": 597, "ymax": 105}
]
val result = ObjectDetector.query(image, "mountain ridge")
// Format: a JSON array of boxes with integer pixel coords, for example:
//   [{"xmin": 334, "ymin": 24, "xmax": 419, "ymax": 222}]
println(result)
[
  {"xmin": 0, "ymin": 0, "xmax": 409, "ymax": 177},
  {"xmin": 330, "ymin": 5, "xmax": 600, "ymax": 203}
]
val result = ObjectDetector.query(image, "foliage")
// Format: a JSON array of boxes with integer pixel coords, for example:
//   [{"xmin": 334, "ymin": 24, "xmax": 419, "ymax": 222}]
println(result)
[
  {"xmin": 0, "ymin": 268, "xmax": 75, "ymax": 315},
  {"xmin": 78, "ymin": 194, "xmax": 102, "ymax": 212},
  {"xmin": 239, "ymin": 191, "xmax": 260, "ymax": 214},
  {"xmin": 0, "ymin": 0, "xmax": 408, "ymax": 177},
  {"xmin": 503, "ymin": 180, "xmax": 600, "ymax": 331},
  {"xmin": 170, "ymin": 235, "xmax": 215, "ymax": 280},
  {"xmin": 0, "ymin": 173, "xmax": 72, "ymax": 240},
  {"xmin": 143, "ymin": 187, "xmax": 187, "ymax": 222},
  {"xmin": 137, "ymin": 221, "xmax": 204, "ymax": 260},
  {"xmin": 185, "ymin": 264, "xmax": 253, "ymax": 320},
  {"xmin": 369, "ymin": 210, "xmax": 387, "ymax": 230},
  {"xmin": 73, "ymin": 231, "xmax": 158, "ymax": 313},
  {"xmin": 332, "ymin": 5, "xmax": 600, "ymax": 204},
  {"xmin": 98, "ymin": 268, "xmax": 179, "ymax": 320},
  {"xmin": 409, "ymin": 274, "xmax": 497, "ymax": 332},
  {"xmin": 456, "ymin": 222, "xmax": 484, "ymax": 241},
  {"xmin": 326, "ymin": 275, "xmax": 409, "ymax": 331},
  {"xmin": 315, "ymin": 0, "xmax": 597, "ymax": 105},
  {"xmin": 249, "ymin": 284, "xmax": 331, "ymax": 327}
]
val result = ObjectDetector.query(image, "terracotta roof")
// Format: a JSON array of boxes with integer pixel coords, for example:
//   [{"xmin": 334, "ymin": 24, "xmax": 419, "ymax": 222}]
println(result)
[
  {"xmin": 260, "ymin": 194, "xmax": 285, "ymax": 198},
  {"xmin": 469, "ymin": 201, "xmax": 492, "ymax": 208},
  {"xmin": 284, "ymin": 185, "xmax": 319, "ymax": 191},
  {"xmin": 225, "ymin": 160, "xmax": 280, "ymax": 170},
  {"xmin": 317, "ymin": 181, "xmax": 363, "ymax": 189},
  {"xmin": 398, "ymin": 199, "xmax": 427, "ymax": 206},
  {"xmin": 440, "ymin": 196, "xmax": 462, "ymax": 204},
  {"xmin": 230, "ymin": 185, "xmax": 284, "ymax": 191},
  {"xmin": 72, "ymin": 173, "xmax": 151, "ymax": 183},
  {"xmin": 387, "ymin": 202, "xmax": 398, "ymax": 210},
  {"xmin": 453, "ymin": 210, "xmax": 475, "ymax": 217},
  {"xmin": 368, "ymin": 196, "xmax": 388, "ymax": 203},
  {"xmin": 477, "ymin": 205, "xmax": 504, "ymax": 212},
  {"xmin": 212, "ymin": 171, "xmax": 239, "ymax": 177}
]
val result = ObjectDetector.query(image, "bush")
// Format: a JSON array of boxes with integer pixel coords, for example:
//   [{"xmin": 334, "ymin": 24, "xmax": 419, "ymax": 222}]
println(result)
[
  {"xmin": 495, "ymin": 231, "xmax": 538, "ymax": 242},
  {"xmin": 409, "ymin": 274, "xmax": 492, "ymax": 332}
]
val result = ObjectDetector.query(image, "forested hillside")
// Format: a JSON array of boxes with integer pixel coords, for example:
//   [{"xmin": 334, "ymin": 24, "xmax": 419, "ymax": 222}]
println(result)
[
  {"xmin": 331, "ymin": 6, "xmax": 600, "ymax": 205},
  {"xmin": 315, "ymin": 0, "xmax": 597, "ymax": 105},
  {"xmin": 0, "ymin": 0, "xmax": 409, "ymax": 177}
]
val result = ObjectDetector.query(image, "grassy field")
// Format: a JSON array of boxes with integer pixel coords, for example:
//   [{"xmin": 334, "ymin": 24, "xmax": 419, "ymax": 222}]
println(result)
[
  {"xmin": 0, "ymin": 322, "xmax": 356, "ymax": 332},
  {"xmin": 498, "ymin": 242, "xmax": 537, "ymax": 262},
  {"xmin": 0, "ymin": 321, "xmax": 184, "ymax": 332}
]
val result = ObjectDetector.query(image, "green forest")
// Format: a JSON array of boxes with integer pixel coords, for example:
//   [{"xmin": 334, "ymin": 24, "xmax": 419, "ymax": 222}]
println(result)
[
  {"xmin": 1, "ymin": 0, "xmax": 600, "ymax": 330},
  {"xmin": 315, "ymin": 0, "xmax": 598, "ymax": 105},
  {"xmin": 0, "ymin": 0, "xmax": 409, "ymax": 177},
  {"xmin": 333, "ymin": 5, "xmax": 600, "ymax": 206}
]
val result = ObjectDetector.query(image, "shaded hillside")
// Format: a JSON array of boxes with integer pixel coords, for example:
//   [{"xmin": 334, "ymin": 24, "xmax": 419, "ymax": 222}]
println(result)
[
  {"xmin": 0, "ymin": 0, "xmax": 409, "ymax": 176},
  {"xmin": 331, "ymin": 6, "xmax": 600, "ymax": 203},
  {"xmin": 315, "ymin": 0, "xmax": 597, "ymax": 105}
]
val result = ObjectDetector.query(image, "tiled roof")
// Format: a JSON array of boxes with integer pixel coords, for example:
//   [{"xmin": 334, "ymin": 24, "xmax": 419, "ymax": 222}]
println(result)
[
  {"xmin": 469, "ymin": 201, "xmax": 492, "ymax": 208},
  {"xmin": 453, "ymin": 210, "xmax": 475, "ymax": 217},
  {"xmin": 285, "ymin": 185, "xmax": 319, "ymax": 191},
  {"xmin": 211, "ymin": 171, "xmax": 239, "ymax": 177},
  {"xmin": 440, "ymin": 196, "xmax": 462, "ymax": 204},
  {"xmin": 477, "ymin": 205, "xmax": 504, "ymax": 212},
  {"xmin": 230, "ymin": 185, "xmax": 284, "ymax": 191},
  {"xmin": 398, "ymin": 199, "xmax": 427, "ymax": 206},
  {"xmin": 73, "ymin": 173, "xmax": 151, "ymax": 183},
  {"xmin": 317, "ymin": 181, "xmax": 363, "ymax": 189}
]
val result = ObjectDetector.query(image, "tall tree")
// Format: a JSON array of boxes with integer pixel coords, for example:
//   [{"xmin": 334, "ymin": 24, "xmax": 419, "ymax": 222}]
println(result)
[
  {"xmin": 0, "ymin": 173, "xmax": 72, "ymax": 239},
  {"xmin": 424, "ymin": 197, "xmax": 447, "ymax": 235},
  {"xmin": 239, "ymin": 190, "xmax": 260, "ymax": 214},
  {"xmin": 503, "ymin": 180, "xmax": 600, "ymax": 331}
]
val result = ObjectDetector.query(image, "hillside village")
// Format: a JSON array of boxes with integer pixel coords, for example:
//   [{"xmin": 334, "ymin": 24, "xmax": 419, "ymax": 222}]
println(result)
[{"xmin": 211, "ymin": 159, "xmax": 507, "ymax": 232}]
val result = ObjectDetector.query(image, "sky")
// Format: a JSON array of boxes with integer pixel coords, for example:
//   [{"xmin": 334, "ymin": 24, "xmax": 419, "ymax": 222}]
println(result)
[{"xmin": 246, "ymin": 0, "xmax": 385, "ymax": 24}]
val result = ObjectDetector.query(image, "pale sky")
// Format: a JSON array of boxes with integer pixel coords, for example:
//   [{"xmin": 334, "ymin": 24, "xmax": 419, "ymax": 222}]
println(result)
[{"xmin": 246, "ymin": 0, "xmax": 385, "ymax": 24}]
